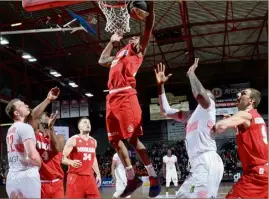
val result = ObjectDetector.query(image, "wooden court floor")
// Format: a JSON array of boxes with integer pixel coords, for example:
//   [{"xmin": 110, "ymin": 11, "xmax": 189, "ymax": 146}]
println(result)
[
  {"xmin": 0, "ymin": 182, "xmax": 233, "ymax": 198},
  {"xmin": 99, "ymin": 182, "xmax": 233, "ymax": 199}
]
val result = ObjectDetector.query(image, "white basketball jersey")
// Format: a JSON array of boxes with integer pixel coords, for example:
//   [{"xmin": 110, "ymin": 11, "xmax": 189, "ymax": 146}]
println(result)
[
  {"xmin": 185, "ymin": 99, "xmax": 217, "ymax": 160},
  {"xmin": 163, "ymin": 155, "xmax": 177, "ymax": 171},
  {"xmin": 6, "ymin": 122, "xmax": 37, "ymax": 172},
  {"xmin": 112, "ymin": 153, "xmax": 126, "ymax": 181}
]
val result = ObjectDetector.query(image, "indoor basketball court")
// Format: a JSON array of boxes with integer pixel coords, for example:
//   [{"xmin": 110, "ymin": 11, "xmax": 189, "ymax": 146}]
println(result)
[
  {"xmin": 98, "ymin": 183, "xmax": 233, "ymax": 198},
  {"xmin": 0, "ymin": 0, "xmax": 268, "ymax": 199}
]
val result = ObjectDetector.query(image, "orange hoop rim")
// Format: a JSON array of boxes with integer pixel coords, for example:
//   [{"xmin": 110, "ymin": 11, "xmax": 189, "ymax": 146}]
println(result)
[{"xmin": 100, "ymin": 1, "xmax": 128, "ymax": 9}]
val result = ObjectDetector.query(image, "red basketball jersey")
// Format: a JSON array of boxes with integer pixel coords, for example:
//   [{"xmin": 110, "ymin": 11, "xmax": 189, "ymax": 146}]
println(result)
[
  {"xmin": 236, "ymin": 109, "xmax": 268, "ymax": 173},
  {"xmin": 68, "ymin": 135, "xmax": 97, "ymax": 176},
  {"xmin": 107, "ymin": 43, "xmax": 143, "ymax": 90},
  {"xmin": 35, "ymin": 131, "xmax": 64, "ymax": 180}
]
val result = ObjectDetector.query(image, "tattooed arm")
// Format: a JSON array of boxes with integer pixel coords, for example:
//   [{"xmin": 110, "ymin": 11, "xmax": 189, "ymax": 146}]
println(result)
[{"xmin": 187, "ymin": 58, "xmax": 211, "ymax": 109}]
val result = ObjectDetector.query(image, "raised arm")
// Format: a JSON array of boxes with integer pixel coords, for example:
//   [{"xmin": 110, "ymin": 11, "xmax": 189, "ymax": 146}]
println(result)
[
  {"xmin": 98, "ymin": 33, "xmax": 123, "ymax": 67},
  {"xmin": 31, "ymin": 87, "xmax": 60, "ymax": 120},
  {"xmin": 187, "ymin": 58, "xmax": 211, "ymax": 109},
  {"xmin": 62, "ymin": 137, "xmax": 82, "ymax": 168},
  {"xmin": 215, "ymin": 111, "xmax": 252, "ymax": 133},
  {"xmin": 139, "ymin": 1, "xmax": 155, "ymax": 55},
  {"xmin": 155, "ymin": 63, "xmax": 190, "ymax": 122},
  {"xmin": 48, "ymin": 112, "xmax": 63, "ymax": 152}
]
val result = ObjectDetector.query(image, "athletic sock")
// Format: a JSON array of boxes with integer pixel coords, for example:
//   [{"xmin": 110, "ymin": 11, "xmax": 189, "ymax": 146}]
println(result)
[{"xmin": 145, "ymin": 164, "xmax": 157, "ymax": 177}]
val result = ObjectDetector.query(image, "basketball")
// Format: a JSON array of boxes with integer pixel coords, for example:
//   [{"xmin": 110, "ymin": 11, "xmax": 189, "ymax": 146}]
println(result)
[{"xmin": 128, "ymin": 1, "xmax": 149, "ymax": 22}]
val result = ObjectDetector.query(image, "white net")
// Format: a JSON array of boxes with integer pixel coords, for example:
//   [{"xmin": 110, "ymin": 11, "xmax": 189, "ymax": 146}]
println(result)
[{"xmin": 98, "ymin": 0, "xmax": 131, "ymax": 34}]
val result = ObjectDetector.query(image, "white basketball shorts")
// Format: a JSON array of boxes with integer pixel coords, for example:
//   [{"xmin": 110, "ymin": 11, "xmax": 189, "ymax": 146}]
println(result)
[
  {"xmin": 166, "ymin": 170, "xmax": 178, "ymax": 187},
  {"xmin": 6, "ymin": 168, "xmax": 41, "ymax": 198},
  {"xmin": 176, "ymin": 151, "xmax": 224, "ymax": 198}
]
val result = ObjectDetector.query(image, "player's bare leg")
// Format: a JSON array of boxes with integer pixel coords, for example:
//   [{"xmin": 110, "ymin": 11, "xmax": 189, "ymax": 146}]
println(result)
[
  {"xmin": 111, "ymin": 139, "xmax": 143, "ymax": 198},
  {"xmin": 128, "ymin": 136, "xmax": 161, "ymax": 197}
]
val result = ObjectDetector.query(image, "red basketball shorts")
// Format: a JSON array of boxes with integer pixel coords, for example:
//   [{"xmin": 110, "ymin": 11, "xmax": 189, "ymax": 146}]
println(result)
[
  {"xmin": 226, "ymin": 165, "xmax": 268, "ymax": 198},
  {"xmin": 66, "ymin": 173, "xmax": 100, "ymax": 198},
  {"xmin": 41, "ymin": 179, "xmax": 64, "ymax": 198},
  {"xmin": 106, "ymin": 93, "xmax": 143, "ymax": 141}
]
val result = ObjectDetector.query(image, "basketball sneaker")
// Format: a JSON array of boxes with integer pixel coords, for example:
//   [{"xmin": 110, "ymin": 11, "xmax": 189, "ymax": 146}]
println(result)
[
  {"xmin": 148, "ymin": 176, "xmax": 161, "ymax": 198},
  {"xmin": 120, "ymin": 176, "xmax": 143, "ymax": 198}
]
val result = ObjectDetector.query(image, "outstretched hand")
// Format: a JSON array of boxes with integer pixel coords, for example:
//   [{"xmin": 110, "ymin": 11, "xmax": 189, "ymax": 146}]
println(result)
[
  {"xmin": 47, "ymin": 87, "xmax": 60, "ymax": 102},
  {"xmin": 154, "ymin": 63, "xmax": 172, "ymax": 85},
  {"xmin": 110, "ymin": 32, "xmax": 123, "ymax": 43},
  {"xmin": 187, "ymin": 58, "xmax": 199, "ymax": 76},
  {"xmin": 48, "ymin": 111, "xmax": 58, "ymax": 129}
]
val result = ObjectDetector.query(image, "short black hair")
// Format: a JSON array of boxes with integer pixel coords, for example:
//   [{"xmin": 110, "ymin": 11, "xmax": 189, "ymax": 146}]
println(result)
[{"xmin": 5, "ymin": 99, "xmax": 20, "ymax": 120}]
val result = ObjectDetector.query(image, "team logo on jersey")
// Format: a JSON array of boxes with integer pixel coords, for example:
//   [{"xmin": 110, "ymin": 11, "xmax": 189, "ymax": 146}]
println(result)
[
  {"xmin": 108, "ymin": 132, "xmax": 119, "ymax": 137},
  {"xmin": 127, "ymin": 125, "xmax": 134, "ymax": 133},
  {"xmin": 117, "ymin": 50, "xmax": 128, "ymax": 58},
  {"xmin": 190, "ymin": 185, "xmax": 195, "ymax": 193},
  {"xmin": 254, "ymin": 117, "xmax": 265, "ymax": 124}
]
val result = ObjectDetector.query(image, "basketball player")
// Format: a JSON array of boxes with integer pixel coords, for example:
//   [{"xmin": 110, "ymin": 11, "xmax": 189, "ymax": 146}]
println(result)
[
  {"xmin": 5, "ymin": 87, "xmax": 60, "ymax": 198},
  {"xmin": 98, "ymin": 2, "xmax": 161, "ymax": 198},
  {"xmin": 62, "ymin": 117, "xmax": 101, "ymax": 198},
  {"xmin": 155, "ymin": 60, "xmax": 224, "ymax": 198},
  {"xmin": 163, "ymin": 149, "xmax": 179, "ymax": 197},
  {"xmin": 111, "ymin": 153, "xmax": 131, "ymax": 198},
  {"xmin": 213, "ymin": 88, "xmax": 268, "ymax": 198},
  {"xmin": 35, "ymin": 112, "xmax": 65, "ymax": 198}
]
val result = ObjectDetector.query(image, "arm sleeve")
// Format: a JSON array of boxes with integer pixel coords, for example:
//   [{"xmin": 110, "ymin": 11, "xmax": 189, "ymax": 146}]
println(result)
[
  {"xmin": 159, "ymin": 94, "xmax": 185, "ymax": 122},
  {"xmin": 18, "ymin": 123, "xmax": 35, "ymax": 142}
]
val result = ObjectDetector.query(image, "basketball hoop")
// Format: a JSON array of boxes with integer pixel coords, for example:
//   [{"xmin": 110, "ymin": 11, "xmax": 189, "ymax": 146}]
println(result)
[{"xmin": 98, "ymin": 0, "xmax": 131, "ymax": 34}]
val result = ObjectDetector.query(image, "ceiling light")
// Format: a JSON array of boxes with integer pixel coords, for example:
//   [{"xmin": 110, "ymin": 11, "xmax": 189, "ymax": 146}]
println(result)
[
  {"xmin": 11, "ymin": 22, "xmax": 22, "ymax": 27},
  {"xmin": 68, "ymin": 82, "xmax": 78, "ymax": 88},
  {"xmin": 71, "ymin": 84, "xmax": 78, "ymax": 88},
  {"xmin": 22, "ymin": 54, "xmax": 32, "ymax": 59},
  {"xmin": 0, "ymin": 37, "xmax": 9, "ymax": 45},
  {"xmin": 50, "ymin": 70, "xmax": 58, "ymax": 75},
  {"xmin": 103, "ymin": 90, "xmax": 109, "ymax": 93},
  {"xmin": 54, "ymin": 73, "xmax": 62, "ymax": 77},
  {"xmin": 85, "ymin": 93, "xmax": 93, "ymax": 97},
  {"xmin": 28, "ymin": 58, "xmax": 37, "ymax": 62}
]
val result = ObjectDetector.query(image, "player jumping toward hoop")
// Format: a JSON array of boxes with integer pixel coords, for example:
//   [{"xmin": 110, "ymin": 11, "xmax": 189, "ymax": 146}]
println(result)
[
  {"xmin": 155, "ymin": 60, "xmax": 224, "ymax": 198},
  {"xmin": 213, "ymin": 88, "xmax": 268, "ymax": 198},
  {"xmin": 98, "ymin": 2, "xmax": 161, "ymax": 198}
]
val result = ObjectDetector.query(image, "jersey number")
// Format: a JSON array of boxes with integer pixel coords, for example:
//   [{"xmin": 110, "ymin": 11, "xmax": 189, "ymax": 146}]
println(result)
[
  {"xmin": 41, "ymin": 151, "xmax": 49, "ymax": 161},
  {"xmin": 83, "ymin": 153, "xmax": 92, "ymax": 161},
  {"xmin": 6, "ymin": 134, "xmax": 15, "ymax": 152},
  {"xmin": 261, "ymin": 125, "xmax": 268, "ymax": 144}
]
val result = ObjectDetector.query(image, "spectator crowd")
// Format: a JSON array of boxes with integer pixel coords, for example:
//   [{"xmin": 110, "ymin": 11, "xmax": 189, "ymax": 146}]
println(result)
[
  {"xmin": 0, "ymin": 139, "xmax": 241, "ymax": 185},
  {"xmin": 96, "ymin": 139, "xmax": 241, "ymax": 181}
]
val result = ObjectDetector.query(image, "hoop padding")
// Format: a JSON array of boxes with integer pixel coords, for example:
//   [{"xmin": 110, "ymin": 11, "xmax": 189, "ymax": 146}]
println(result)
[{"xmin": 98, "ymin": 1, "xmax": 130, "ymax": 34}]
